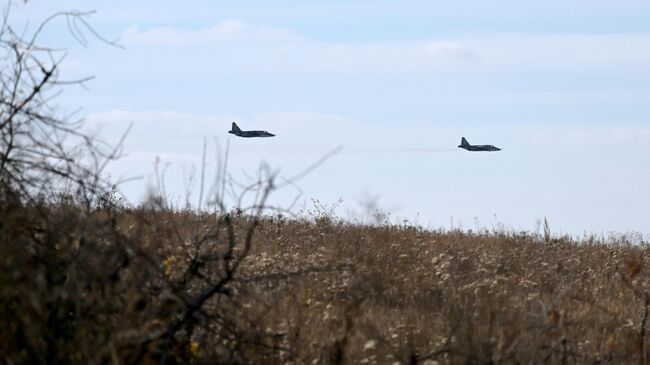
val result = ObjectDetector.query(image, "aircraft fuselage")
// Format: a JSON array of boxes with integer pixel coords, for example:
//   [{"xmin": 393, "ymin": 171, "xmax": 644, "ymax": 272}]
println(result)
[
  {"xmin": 458, "ymin": 137, "xmax": 501, "ymax": 152},
  {"xmin": 459, "ymin": 144, "xmax": 501, "ymax": 152},
  {"xmin": 229, "ymin": 130, "xmax": 275, "ymax": 138}
]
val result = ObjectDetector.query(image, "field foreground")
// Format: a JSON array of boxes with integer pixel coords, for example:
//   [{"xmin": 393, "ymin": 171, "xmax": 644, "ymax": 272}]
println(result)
[{"xmin": 2, "ymin": 204, "xmax": 650, "ymax": 364}]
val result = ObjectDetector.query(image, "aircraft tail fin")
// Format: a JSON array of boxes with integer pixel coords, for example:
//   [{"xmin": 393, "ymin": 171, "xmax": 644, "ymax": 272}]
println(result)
[
  {"xmin": 231, "ymin": 122, "xmax": 241, "ymax": 132},
  {"xmin": 461, "ymin": 137, "xmax": 470, "ymax": 147}
]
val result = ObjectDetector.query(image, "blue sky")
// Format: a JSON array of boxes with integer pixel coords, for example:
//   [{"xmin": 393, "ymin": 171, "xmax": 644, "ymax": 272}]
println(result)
[{"xmin": 17, "ymin": 1, "xmax": 650, "ymax": 235}]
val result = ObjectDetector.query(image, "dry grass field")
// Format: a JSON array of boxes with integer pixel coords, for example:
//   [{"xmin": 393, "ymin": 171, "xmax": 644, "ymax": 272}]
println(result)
[{"xmin": 2, "ymin": 198, "xmax": 650, "ymax": 364}]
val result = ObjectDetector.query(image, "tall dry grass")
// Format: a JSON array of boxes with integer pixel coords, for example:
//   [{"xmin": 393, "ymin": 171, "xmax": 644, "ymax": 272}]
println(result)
[{"xmin": 2, "ymin": 197, "xmax": 650, "ymax": 364}]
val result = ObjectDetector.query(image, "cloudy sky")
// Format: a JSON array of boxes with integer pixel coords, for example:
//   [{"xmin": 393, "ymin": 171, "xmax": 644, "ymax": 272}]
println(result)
[{"xmin": 16, "ymin": 1, "xmax": 650, "ymax": 235}]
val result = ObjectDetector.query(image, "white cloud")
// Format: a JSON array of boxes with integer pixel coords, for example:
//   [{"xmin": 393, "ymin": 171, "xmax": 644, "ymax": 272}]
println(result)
[
  {"xmin": 122, "ymin": 19, "xmax": 300, "ymax": 45},
  {"xmin": 119, "ymin": 20, "xmax": 479, "ymax": 74},
  {"xmin": 250, "ymin": 111, "xmax": 357, "ymax": 131},
  {"xmin": 83, "ymin": 109, "xmax": 234, "ymax": 157},
  {"xmin": 296, "ymin": 41, "xmax": 478, "ymax": 71},
  {"xmin": 469, "ymin": 33, "xmax": 650, "ymax": 69},
  {"xmin": 85, "ymin": 109, "xmax": 227, "ymax": 126},
  {"xmin": 424, "ymin": 41, "xmax": 479, "ymax": 62},
  {"xmin": 119, "ymin": 20, "xmax": 650, "ymax": 77},
  {"xmin": 529, "ymin": 125, "xmax": 650, "ymax": 146}
]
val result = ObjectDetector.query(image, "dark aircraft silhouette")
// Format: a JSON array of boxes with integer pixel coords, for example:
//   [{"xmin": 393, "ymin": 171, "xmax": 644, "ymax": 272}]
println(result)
[
  {"xmin": 458, "ymin": 137, "xmax": 501, "ymax": 152},
  {"xmin": 228, "ymin": 122, "xmax": 275, "ymax": 138}
]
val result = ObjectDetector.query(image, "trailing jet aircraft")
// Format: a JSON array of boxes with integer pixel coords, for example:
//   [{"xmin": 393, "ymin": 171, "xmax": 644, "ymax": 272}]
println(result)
[
  {"xmin": 228, "ymin": 122, "xmax": 275, "ymax": 138},
  {"xmin": 458, "ymin": 137, "xmax": 501, "ymax": 152}
]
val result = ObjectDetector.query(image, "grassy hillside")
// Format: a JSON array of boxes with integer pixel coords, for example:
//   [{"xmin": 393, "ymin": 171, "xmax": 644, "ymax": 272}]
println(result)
[{"xmin": 2, "ymin": 199, "xmax": 649, "ymax": 364}]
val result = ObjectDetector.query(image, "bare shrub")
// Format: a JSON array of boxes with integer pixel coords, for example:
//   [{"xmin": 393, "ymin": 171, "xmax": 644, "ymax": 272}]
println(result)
[
  {"xmin": 0, "ymin": 2, "xmax": 126, "ymax": 208},
  {"xmin": 0, "ymin": 3, "xmax": 296, "ymax": 363}
]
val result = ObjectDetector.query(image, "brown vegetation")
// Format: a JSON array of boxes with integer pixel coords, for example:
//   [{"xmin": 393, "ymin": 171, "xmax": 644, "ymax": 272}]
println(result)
[{"xmin": 2, "ymin": 198, "xmax": 650, "ymax": 364}]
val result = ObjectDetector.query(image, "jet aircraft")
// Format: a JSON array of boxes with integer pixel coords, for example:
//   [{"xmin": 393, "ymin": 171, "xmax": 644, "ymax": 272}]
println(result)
[
  {"xmin": 228, "ymin": 122, "xmax": 275, "ymax": 138},
  {"xmin": 458, "ymin": 137, "xmax": 501, "ymax": 152}
]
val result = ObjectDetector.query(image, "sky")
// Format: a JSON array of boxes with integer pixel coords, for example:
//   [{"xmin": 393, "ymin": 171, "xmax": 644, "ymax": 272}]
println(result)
[{"xmin": 14, "ymin": 1, "xmax": 650, "ymax": 236}]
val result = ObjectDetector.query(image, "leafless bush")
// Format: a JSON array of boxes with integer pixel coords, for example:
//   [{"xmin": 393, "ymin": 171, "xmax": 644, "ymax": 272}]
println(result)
[
  {"xmin": 0, "ymin": 1, "xmax": 124, "ymax": 208},
  {"xmin": 0, "ymin": 3, "xmax": 301, "ymax": 363}
]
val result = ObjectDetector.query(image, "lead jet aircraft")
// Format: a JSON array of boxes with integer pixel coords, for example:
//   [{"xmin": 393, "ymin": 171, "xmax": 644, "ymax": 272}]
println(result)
[
  {"xmin": 228, "ymin": 122, "xmax": 275, "ymax": 138},
  {"xmin": 458, "ymin": 137, "xmax": 501, "ymax": 152}
]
